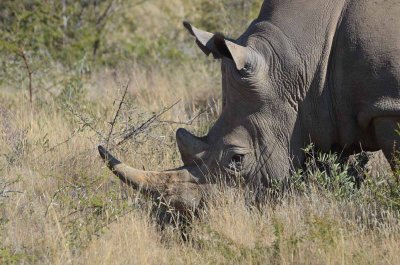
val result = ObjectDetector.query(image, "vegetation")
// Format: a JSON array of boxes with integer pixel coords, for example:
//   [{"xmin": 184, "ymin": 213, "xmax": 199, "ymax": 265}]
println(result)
[{"xmin": 1, "ymin": 0, "xmax": 400, "ymax": 264}]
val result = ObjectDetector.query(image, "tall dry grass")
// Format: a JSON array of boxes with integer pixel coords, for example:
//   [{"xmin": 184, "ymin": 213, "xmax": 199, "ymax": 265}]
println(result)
[
  {"xmin": 1, "ymin": 60, "xmax": 400, "ymax": 264},
  {"xmin": 2, "ymin": 1, "xmax": 400, "ymax": 264}
]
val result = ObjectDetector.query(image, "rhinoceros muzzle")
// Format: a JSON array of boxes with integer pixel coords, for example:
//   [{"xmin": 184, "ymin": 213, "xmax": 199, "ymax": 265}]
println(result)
[{"xmin": 98, "ymin": 145, "xmax": 210, "ymax": 210}]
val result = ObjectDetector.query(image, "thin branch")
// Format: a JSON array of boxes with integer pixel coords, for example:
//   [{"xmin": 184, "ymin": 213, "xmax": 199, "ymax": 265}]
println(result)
[
  {"xmin": 96, "ymin": 0, "xmax": 115, "ymax": 28},
  {"xmin": 18, "ymin": 48, "xmax": 33, "ymax": 105},
  {"xmin": 0, "ymin": 179, "xmax": 22, "ymax": 198},
  {"xmin": 116, "ymin": 100, "xmax": 180, "ymax": 146},
  {"xmin": 65, "ymin": 104, "xmax": 105, "ymax": 140},
  {"xmin": 106, "ymin": 79, "xmax": 130, "ymax": 148},
  {"xmin": 0, "ymin": 190, "xmax": 23, "ymax": 198},
  {"xmin": 31, "ymin": 126, "xmax": 83, "ymax": 162},
  {"xmin": 158, "ymin": 109, "xmax": 206, "ymax": 125}
]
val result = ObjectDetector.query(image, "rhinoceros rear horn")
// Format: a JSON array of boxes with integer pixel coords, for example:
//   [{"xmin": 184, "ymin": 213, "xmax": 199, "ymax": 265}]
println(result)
[
  {"xmin": 183, "ymin": 21, "xmax": 247, "ymax": 70},
  {"xmin": 176, "ymin": 128, "xmax": 209, "ymax": 164}
]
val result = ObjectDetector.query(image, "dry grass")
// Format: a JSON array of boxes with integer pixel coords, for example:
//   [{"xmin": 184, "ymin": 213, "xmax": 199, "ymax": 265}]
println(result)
[
  {"xmin": 1, "ymin": 61, "xmax": 400, "ymax": 265},
  {"xmin": 2, "ymin": 1, "xmax": 400, "ymax": 264}
]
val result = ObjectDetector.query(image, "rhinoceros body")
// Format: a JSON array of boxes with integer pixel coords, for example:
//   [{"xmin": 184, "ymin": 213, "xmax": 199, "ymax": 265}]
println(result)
[{"xmin": 99, "ymin": 0, "xmax": 400, "ymax": 207}]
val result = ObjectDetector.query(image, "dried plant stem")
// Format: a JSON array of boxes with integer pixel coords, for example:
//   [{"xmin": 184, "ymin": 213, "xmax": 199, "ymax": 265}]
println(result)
[
  {"xmin": 19, "ymin": 48, "xmax": 33, "ymax": 105},
  {"xmin": 65, "ymin": 104, "xmax": 105, "ymax": 140},
  {"xmin": 106, "ymin": 79, "xmax": 130, "ymax": 148},
  {"xmin": 116, "ymin": 100, "xmax": 181, "ymax": 147}
]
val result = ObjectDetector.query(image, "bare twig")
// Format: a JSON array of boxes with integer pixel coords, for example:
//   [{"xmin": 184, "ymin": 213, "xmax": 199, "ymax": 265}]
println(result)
[
  {"xmin": 159, "ymin": 109, "xmax": 206, "ymax": 125},
  {"xmin": 116, "ymin": 100, "xmax": 180, "ymax": 146},
  {"xmin": 106, "ymin": 79, "xmax": 130, "ymax": 148},
  {"xmin": 0, "ymin": 190, "xmax": 23, "ymax": 198},
  {"xmin": 18, "ymin": 48, "xmax": 33, "ymax": 105},
  {"xmin": 96, "ymin": 0, "xmax": 115, "ymax": 27},
  {"xmin": 0, "ymin": 179, "xmax": 22, "ymax": 198},
  {"xmin": 93, "ymin": 0, "xmax": 116, "ymax": 56},
  {"xmin": 31, "ymin": 126, "xmax": 83, "ymax": 162},
  {"xmin": 65, "ymin": 104, "xmax": 105, "ymax": 140}
]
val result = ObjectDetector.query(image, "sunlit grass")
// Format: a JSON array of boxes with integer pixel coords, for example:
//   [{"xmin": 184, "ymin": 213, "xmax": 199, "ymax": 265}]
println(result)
[
  {"xmin": 1, "ymin": 61, "xmax": 400, "ymax": 264},
  {"xmin": 1, "ymin": 1, "xmax": 400, "ymax": 264}
]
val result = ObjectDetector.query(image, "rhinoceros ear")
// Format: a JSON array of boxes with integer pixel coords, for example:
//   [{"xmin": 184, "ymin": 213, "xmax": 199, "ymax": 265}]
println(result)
[
  {"xmin": 213, "ymin": 33, "xmax": 247, "ymax": 70},
  {"xmin": 183, "ymin": 21, "xmax": 217, "ymax": 57},
  {"xmin": 183, "ymin": 21, "xmax": 247, "ymax": 70}
]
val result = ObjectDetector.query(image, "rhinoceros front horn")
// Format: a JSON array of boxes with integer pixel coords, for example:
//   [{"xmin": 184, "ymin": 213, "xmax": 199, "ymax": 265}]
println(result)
[{"xmin": 98, "ymin": 145, "xmax": 207, "ymax": 210}]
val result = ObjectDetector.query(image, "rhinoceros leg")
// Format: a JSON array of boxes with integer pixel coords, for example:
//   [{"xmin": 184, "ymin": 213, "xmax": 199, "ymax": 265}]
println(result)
[{"xmin": 373, "ymin": 117, "xmax": 400, "ymax": 169}]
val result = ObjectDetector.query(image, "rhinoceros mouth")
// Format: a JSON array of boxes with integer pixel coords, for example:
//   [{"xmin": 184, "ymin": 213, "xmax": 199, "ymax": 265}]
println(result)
[{"xmin": 98, "ymin": 145, "xmax": 208, "ymax": 210}]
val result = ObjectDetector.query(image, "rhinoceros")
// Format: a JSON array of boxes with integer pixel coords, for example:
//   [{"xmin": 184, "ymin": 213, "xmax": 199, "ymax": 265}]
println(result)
[{"xmin": 98, "ymin": 0, "xmax": 400, "ymax": 209}]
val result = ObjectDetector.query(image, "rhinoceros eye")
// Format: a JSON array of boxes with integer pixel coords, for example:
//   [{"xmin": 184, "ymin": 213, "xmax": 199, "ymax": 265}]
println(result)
[
  {"xmin": 238, "ymin": 66, "xmax": 250, "ymax": 77},
  {"xmin": 228, "ymin": 154, "xmax": 244, "ymax": 171}
]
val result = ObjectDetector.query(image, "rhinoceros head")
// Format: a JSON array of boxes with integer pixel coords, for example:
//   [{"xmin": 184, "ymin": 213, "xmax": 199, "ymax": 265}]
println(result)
[{"xmin": 99, "ymin": 21, "xmax": 302, "ymax": 209}]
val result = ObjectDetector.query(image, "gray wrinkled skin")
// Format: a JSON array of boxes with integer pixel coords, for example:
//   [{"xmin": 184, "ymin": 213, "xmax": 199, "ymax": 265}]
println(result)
[{"xmin": 99, "ymin": 0, "xmax": 400, "ymax": 208}]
